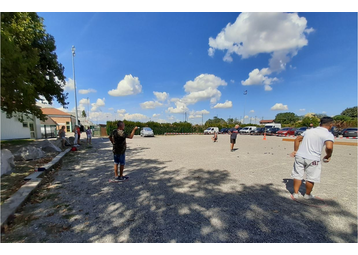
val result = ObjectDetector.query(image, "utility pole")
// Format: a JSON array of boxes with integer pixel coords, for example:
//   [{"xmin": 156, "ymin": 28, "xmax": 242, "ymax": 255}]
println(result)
[
  {"xmin": 243, "ymin": 90, "xmax": 247, "ymax": 124},
  {"xmin": 71, "ymin": 46, "xmax": 79, "ymax": 127}
]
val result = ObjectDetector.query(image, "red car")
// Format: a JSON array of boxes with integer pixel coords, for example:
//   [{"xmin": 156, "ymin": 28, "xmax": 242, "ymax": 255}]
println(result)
[{"xmin": 276, "ymin": 127, "xmax": 296, "ymax": 137}]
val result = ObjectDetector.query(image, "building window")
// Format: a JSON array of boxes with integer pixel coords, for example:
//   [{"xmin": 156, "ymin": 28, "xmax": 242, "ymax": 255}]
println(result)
[
  {"xmin": 23, "ymin": 122, "xmax": 28, "ymax": 128},
  {"xmin": 66, "ymin": 122, "xmax": 70, "ymax": 132}
]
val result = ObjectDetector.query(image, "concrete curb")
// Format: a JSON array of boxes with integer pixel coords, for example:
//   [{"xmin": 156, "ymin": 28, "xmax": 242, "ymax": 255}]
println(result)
[{"xmin": 1, "ymin": 148, "xmax": 71, "ymax": 227}]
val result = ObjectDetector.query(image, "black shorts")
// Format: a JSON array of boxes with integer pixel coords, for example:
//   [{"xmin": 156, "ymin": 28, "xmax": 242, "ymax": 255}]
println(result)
[{"xmin": 230, "ymin": 138, "xmax": 236, "ymax": 144}]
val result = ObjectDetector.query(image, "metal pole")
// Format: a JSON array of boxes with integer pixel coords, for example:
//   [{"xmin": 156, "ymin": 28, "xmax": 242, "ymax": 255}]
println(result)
[{"xmin": 72, "ymin": 46, "xmax": 79, "ymax": 127}]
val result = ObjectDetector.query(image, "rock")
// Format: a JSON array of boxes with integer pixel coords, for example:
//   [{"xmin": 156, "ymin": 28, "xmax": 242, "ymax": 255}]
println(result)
[
  {"xmin": 39, "ymin": 140, "xmax": 62, "ymax": 153},
  {"xmin": 1, "ymin": 149, "xmax": 15, "ymax": 176},
  {"xmin": 14, "ymin": 146, "xmax": 45, "ymax": 161}
]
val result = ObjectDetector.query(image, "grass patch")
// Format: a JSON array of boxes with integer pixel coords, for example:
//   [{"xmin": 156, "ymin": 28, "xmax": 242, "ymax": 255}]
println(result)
[{"xmin": 0, "ymin": 156, "xmax": 55, "ymax": 205}]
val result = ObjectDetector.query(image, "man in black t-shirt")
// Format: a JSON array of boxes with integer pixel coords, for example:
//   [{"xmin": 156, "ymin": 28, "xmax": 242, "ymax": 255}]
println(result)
[
  {"xmin": 228, "ymin": 124, "xmax": 240, "ymax": 152},
  {"xmin": 109, "ymin": 121, "xmax": 138, "ymax": 181}
]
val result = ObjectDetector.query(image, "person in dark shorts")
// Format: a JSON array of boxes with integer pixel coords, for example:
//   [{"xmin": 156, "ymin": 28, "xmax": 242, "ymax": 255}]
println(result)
[
  {"xmin": 109, "ymin": 121, "xmax": 138, "ymax": 181},
  {"xmin": 228, "ymin": 124, "xmax": 240, "ymax": 152}
]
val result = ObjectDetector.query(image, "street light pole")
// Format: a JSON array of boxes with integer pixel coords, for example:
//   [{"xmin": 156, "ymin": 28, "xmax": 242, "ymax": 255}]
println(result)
[
  {"xmin": 243, "ymin": 90, "xmax": 247, "ymax": 124},
  {"xmin": 72, "ymin": 46, "xmax": 79, "ymax": 127}
]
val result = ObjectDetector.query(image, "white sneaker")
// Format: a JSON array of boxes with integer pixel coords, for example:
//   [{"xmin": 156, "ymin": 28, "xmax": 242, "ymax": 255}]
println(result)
[
  {"xmin": 303, "ymin": 194, "xmax": 315, "ymax": 199},
  {"xmin": 292, "ymin": 193, "xmax": 300, "ymax": 199}
]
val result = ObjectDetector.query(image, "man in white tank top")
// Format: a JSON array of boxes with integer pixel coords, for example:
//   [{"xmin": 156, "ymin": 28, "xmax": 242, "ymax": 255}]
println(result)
[{"xmin": 290, "ymin": 117, "xmax": 334, "ymax": 199}]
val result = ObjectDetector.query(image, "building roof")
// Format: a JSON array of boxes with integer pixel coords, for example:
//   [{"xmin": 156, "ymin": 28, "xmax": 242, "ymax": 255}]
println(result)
[
  {"xmin": 260, "ymin": 119, "xmax": 275, "ymax": 124},
  {"xmin": 41, "ymin": 108, "xmax": 71, "ymax": 116},
  {"xmin": 40, "ymin": 117, "xmax": 58, "ymax": 126}
]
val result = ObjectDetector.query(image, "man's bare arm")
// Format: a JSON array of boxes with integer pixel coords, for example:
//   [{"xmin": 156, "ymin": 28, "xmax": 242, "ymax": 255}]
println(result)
[
  {"xmin": 290, "ymin": 135, "xmax": 303, "ymax": 157},
  {"xmin": 323, "ymin": 141, "xmax": 334, "ymax": 162},
  {"xmin": 128, "ymin": 127, "xmax": 138, "ymax": 139},
  {"xmin": 109, "ymin": 136, "xmax": 113, "ymax": 144}
]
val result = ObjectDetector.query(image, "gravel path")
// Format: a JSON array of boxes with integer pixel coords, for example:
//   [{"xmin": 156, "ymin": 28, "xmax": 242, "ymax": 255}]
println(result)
[{"xmin": 2, "ymin": 135, "xmax": 357, "ymax": 243}]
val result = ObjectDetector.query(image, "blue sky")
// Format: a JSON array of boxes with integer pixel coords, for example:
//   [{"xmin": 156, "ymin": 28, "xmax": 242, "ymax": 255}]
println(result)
[{"xmin": 35, "ymin": 11, "xmax": 357, "ymax": 125}]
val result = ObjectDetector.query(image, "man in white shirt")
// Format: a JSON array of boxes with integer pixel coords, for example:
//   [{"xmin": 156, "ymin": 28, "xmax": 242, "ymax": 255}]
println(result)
[{"xmin": 290, "ymin": 117, "xmax": 334, "ymax": 199}]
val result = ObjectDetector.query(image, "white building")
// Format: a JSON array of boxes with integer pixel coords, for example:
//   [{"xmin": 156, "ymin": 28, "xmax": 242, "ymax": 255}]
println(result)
[{"xmin": 1, "ymin": 111, "xmax": 42, "ymax": 140}]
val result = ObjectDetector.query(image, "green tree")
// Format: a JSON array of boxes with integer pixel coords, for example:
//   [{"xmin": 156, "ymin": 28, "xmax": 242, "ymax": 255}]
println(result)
[
  {"xmin": 274, "ymin": 112, "xmax": 299, "ymax": 125},
  {"xmin": 205, "ymin": 116, "xmax": 227, "ymax": 129},
  {"xmin": 300, "ymin": 116, "xmax": 320, "ymax": 127},
  {"xmin": 341, "ymin": 106, "xmax": 357, "ymax": 118},
  {"xmin": 333, "ymin": 115, "xmax": 351, "ymax": 122},
  {"xmin": 81, "ymin": 110, "xmax": 87, "ymax": 118},
  {"xmin": 1, "ymin": 12, "xmax": 68, "ymax": 122}
]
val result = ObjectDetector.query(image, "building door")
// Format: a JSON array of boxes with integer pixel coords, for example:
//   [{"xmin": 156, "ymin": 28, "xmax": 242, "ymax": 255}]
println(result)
[{"xmin": 29, "ymin": 122, "xmax": 36, "ymax": 139}]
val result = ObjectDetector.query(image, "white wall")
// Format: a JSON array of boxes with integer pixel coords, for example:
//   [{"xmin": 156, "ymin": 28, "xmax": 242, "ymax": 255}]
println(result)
[{"xmin": 1, "ymin": 111, "xmax": 41, "ymax": 140}]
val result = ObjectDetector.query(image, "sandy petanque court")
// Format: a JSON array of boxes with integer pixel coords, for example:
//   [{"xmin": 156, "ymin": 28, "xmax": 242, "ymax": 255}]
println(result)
[{"xmin": 2, "ymin": 134, "xmax": 357, "ymax": 243}]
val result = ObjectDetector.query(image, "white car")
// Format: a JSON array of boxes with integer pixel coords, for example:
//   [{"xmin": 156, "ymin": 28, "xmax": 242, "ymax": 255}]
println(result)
[
  {"xmin": 204, "ymin": 127, "xmax": 219, "ymax": 135},
  {"xmin": 140, "ymin": 127, "xmax": 154, "ymax": 137},
  {"xmin": 239, "ymin": 126, "xmax": 257, "ymax": 134}
]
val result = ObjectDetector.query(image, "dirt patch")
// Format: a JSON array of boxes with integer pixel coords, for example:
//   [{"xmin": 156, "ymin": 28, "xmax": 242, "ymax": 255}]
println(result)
[{"xmin": 1, "ymin": 155, "xmax": 58, "ymax": 205}]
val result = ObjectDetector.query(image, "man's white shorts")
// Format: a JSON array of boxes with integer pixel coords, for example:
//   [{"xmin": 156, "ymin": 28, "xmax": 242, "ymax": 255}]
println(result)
[{"xmin": 291, "ymin": 156, "xmax": 322, "ymax": 183}]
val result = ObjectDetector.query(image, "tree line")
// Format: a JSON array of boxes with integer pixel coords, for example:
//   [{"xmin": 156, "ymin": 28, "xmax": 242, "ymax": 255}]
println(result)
[{"xmin": 105, "ymin": 106, "xmax": 357, "ymax": 135}]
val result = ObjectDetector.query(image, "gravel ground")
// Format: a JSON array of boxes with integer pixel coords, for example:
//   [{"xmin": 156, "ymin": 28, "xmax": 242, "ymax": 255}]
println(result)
[{"xmin": 2, "ymin": 134, "xmax": 357, "ymax": 243}]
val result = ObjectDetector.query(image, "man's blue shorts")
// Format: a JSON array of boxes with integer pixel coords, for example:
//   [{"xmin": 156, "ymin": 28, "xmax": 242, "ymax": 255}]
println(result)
[{"xmin": 113, "ymin": 154, "xmax": 125, "ymax": 165}]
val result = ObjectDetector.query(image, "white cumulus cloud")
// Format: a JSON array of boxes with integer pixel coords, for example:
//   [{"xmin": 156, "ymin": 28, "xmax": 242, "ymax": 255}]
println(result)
[
  {"xmin": 108, "ymin": 74, "xmax": 142, "ymax": 96},
  {"xmin": 182, "ymin": 74, "xmax": 227, "ymax": 105},
  {"xmin": 153, "ymin": 91, "xmax": 169, "ymax": 102},
  {"xmin": 140, "ymin": 101, "xmax": 163, "ymax": 109},
  {"xmin": 123, "ymin": 113, "xmax": 149, "ymax": 121},
  {"xmin": 63, "ymin": 78, "xmax": 75, "ymax": 91},
  {"xmin": 241, "ymin": 68, "xmax": 278, "ymax": 89},
  {"xmin": 210, "ymin": 12, "xmax": 313, "ymax": 91},
  {"xmin": 91, "ymin": 98, "xmax": 105, "ymax": 112},
  {"xmin": 212, "ymin": 100, "xmax": 233, "ymax": 109},
  {"xmin": 271, "ymin": 103, "xmax": 288, "ymax": 111},
  {"xmin": 250, "ymin": 110, "xmax": 255, "ymax": 113},
  {"xmin": 79, "ymin": 88, "xmax": 97, "ymax": 94},
  {"xmin": 167, "ymin": 100, "xmax": 189, "ymax": 114},
  {"xmin": 299, "ymin": 109, "xmax": 306, "ymax": 112}
]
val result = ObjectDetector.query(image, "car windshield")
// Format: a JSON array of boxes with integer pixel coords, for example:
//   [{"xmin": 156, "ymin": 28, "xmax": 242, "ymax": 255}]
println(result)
[
  {"xmin": 206, "ymin": 128, "xmax": 211, "ymax": 130},
  {"xmin": 143, "ymin": 128, "xmax": 152, "ymax": 131},
  {"xmin": 281, "ymin": 128, "xmax": 290, "ymax": 131},
  {"xmin": 299, "ymin": 127, "xmax": 307, "ymax": 130},
  {"xmin": 347, "ymin": 128, "xmax": 358, "ymax": 131},
  {"xmin": 242, "ymin": 128, "xmax": 249, "ymax": 130}
]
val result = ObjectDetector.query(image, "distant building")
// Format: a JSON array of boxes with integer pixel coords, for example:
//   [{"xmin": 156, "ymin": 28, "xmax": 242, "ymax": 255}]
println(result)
[
  {"xmin": 259, "ymin": 119, "xmax": 275, "ymax": 125},
  {"xmin": 1, "ymin": 110, "xmax": 42, "ymax": 140},
  {"xmin": 41, "ymin": 108, "xmax": 76, "ymax": 133}
]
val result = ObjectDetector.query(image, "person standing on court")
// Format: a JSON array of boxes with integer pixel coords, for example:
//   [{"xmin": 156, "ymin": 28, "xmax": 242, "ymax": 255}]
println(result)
[
  {"xmin": 290, "ymin": 117, "xmax": 334, "ymax": 199},
  {"xmin": 73, "ymin": 125, "xmax": 79, "ymax": 146},
  {"xmin": 228, "ymin": 124, "xmax": 240, "ymax": 152},
  {"xmin": 59, "ymin": 126, "xmax": 66, "ymax": 149},
  {"xmin": 109, "ymin": 121, "xmax": 138, "ymax": 181},
  {"xmin": 86, "ymin": 126, "xmax": 92, "ymax": 145}
]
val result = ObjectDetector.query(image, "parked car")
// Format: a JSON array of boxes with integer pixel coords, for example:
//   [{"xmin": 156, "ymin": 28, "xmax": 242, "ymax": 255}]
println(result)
[
  {"xmin": 330, "ymin": 126, "xmax": 340, "ymax": 137},
  {"xmin": 204, "ymin": 127, "xmax": 219, "ymax": 135},
  {"xmin": 277, "ymin": 127, "xmax": 296, "ymax": 137},
  {"xmin": 265, "ymin": 127, "xmax": 280, "ymax": 136},
  {"xmin": 219, "ymin": 128, "xmax": 229, "ymax": 134},
  {"xmin": 140, "ymin": 127, "xmax": 154, "ymax": 137},
  {"xmin": 342, "ymin": 127, "xmax": 358, "ymax": 137},
  {"xmin": 252, "ymin": 127, "xmax": 265, "ymax": 135},
  {"xmin": 239, "ymin": 126, "xmax": 257, "ymax": 134},
  {"xmin": 295, "ymin": 127, "xmax": 307, "ymax": 136}
]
